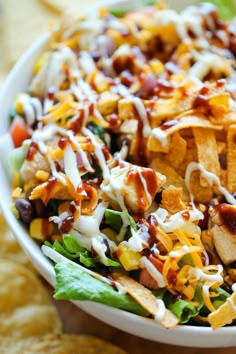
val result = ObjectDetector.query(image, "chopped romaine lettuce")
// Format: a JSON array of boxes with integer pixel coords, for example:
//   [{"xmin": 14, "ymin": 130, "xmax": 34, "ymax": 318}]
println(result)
[
  {"xmin": 45, "ymin": 234, "xmax": 120, "ymax": 268},
  {"xmin": 110, "ymin": 0, "xmax": 156, "ymax": 18},
  {"xmin": 45, "ymin": 234, "xmax": 95, "ymax": 267},
  {"xmin": 199, "ymin": 0, "xmax": 236, "ymax": 20},
  {"xmin": 8, "ymin": 140, "xmax": 30, "ymax": 173},
  {"xmin": 105, "ymin": 209, "xmax": 137, "ymax": 233},
  {"xmin": 54, "ymin": 261, "xmax": 149, "ymax": 316}
]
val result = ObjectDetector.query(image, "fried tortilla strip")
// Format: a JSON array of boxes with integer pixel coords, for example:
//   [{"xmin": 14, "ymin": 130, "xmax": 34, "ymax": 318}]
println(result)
[
  {"xmin": 161, "ymin": 186, "xmax": 186, "ymax": 214},
  {"xmin": 112, "ymin": 272, "xmax": 179, "ymax": 329},
  {"xmin": 165, "ymin": 132, "xmax": 187, "ymax": 170},
  {"xmin": 208, "ymin": 292, "xmax": 236, "ymax": 329},
  {"xmin": 148, "ymin": 114, "xmax": 222, "ymax": 152},
  {"xmin": 187, "ymin": 170, "xmax": 213, "ymax": 203},
  {"xmin": 29, "ymin": 174, "xmax": 78, "ymax": 204},
  {"xmin": 22, "ymin": 333, "xmax": 127, "ymax": 354},
  {"xmin": 227, "ymin": 124, "xmax": 236, "ymax": 193},
  {"xmin": 193, "ymin": 127, "xmax": 220, "ymax": 187},
  {"xmin": 150, "ymin": 156, "xmax": 189, "ymax": 201}
]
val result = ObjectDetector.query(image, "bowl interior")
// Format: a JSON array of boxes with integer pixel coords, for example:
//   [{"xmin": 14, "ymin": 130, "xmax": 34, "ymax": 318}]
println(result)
[{"xmin": 0, "ymin": 0, "xmax": 236, "ymax": 347}]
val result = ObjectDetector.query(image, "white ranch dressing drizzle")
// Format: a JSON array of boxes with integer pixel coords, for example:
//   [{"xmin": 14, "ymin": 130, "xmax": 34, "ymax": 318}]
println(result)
[
  {"xmin": 18, "ymin": 94, "xmax": 43, "ymax": 126},
  {"xmin": 185, "ymin": 162, "xmax": 236, "ymax": 205},
  {"xmin": 101, "ymin": 166, "xmax": 128, "ymax": 214},
  {"xmin": 79, "ymin": 51, "xmax": 96, "ymax": 76},
  {"xmin": 155, "ymin": 299, "xmax": 166, "ymax": 322},
  {"xmin": 43, "ymin": 97, "xmax": 54, "ymax": 114},
  {"xmin": 190, "ymin": 51, "xmax": 226, "ymax": 80},
  {"xmin": 48, "ymin": 157, "xmax": 66, "ymax": 184},
  {"xmin": 137, "ymin": 168, "xmax": 152, "ymax": 205},
  {"xmin": 42, "ymin": 245, "xmax": 113, "ymax": 285},
  {"xmin": 67, "ymin": 130, "xmax": 93, "ymax": 172},
  {"xmin": 131, "ymin": 97, "xmax": 152, "ymax": 138},
  {"xmin": 140, "ymin": 256, "xmax": 166, "ymax": 288},
  {"xmin": 202, "ymin": 284, "xmax": 210, "ymax": 299},
  {"xmin": 127, "ymin": 228, "xmax": 148, "ymax": 252},
  {"xmin": 34, "ymin": 123, "xmax": 93, "ymax": 173},
  {"xmin": 63, "ymin": 143, "xmax": 82, "ymax": 189},
  {"xmin": 152, "ymin": 206, "xmax": 203, "ymax": 234},
  {"xmin": 189, "ymin": 264, "xmax": 223, "ymax": 283},
  {"xmin": 46, "ymin": 46, "xmax": 79, "ymax": 91},
  {"xmin": 169, "ymin": 245, "xmax": 190, "ymax": 259},
  {"xmin": 232, "ymin": 283, "xmax": 236, "ymax": 293},
  {"xmin": 82, "ymin": 127, "xmax": 110, "ymax": 179},
  {"xmin": 151, "ymin": 128, "xmax": 168, "ymax": 147}
]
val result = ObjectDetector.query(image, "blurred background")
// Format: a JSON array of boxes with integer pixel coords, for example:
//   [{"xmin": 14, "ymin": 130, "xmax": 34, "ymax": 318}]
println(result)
[
  {"xmin": 1, "ymin": 1, "xmax": 236, "ymax": 353},
  {"xmin": 0, "ymin": 0, "xmax": 103, "ymax": 86}
]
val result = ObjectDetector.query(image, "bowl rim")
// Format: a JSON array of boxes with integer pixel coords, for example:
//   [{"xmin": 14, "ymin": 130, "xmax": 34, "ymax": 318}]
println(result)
[{"xmin": 1, "ymin": 0, "xmax": 236, "ymax": 347}]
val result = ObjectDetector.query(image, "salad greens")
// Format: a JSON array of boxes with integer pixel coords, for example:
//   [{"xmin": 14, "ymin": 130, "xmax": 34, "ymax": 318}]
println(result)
[
  {"xmin": 54, "ymin": 261, "xmax": 149, "ymax": 316},
  {"xmin": 198, "ymin": 0, "xmax": 236, "ymax": 20},
  {"xmin": 46, "ymin": 234, "xmax": 120, "ymax": 268}
]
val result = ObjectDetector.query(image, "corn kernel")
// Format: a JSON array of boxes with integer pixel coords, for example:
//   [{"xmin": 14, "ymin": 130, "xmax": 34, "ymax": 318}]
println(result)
[
  {"xmin": 24, "ymin": 178, "xmax": 39, "ymax": 194},
  {"xmin": 183, "ymin": 285, "xmax": 195, "ymax": 300},
  {"xmin": 35, "ymin": 170, "xmax": 50, "ymax": 182},
  {"xmin": 33, "ymin": 52, "xmax": 50, "ymax": 75},
  {"xmin": 15, "ymin": 101, "xmax": 23, "ymax": 115},
  {"xmin": 102, "ymin": 227, "xmax": 118, "ymax": 244},
  {"xmin": 117, "ymin": 242, "xmax": 141, "ymax": 271},
  {"xmin": 12, "ymin": 171, "xmax": 21, "ymax": 189},
  {"xmin": 149, "ymin": 59, "xmax": 164, "ymax": 76},
  {"xmin": 29, "ymin": 218, "xmax": 54, "ymax": 241},
  {"xmin": 12, "ymin": 187, "xmax": 24, "ymax": 199}
]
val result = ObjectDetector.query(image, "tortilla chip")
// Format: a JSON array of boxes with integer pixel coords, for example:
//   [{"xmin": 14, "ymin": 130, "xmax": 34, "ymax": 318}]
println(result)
[
  {"xmin": 0, "ymin": 304, "xmax": 62, "ymax": 339},
  {"xmin": 0, "ymin": 259, "xmax": 51, "ymax": 313},
  {"xmin": 187, "ymin": 170, "xmax": 213, "ymax": 203},
  {"xmin": 227, "ymin": 124, "xmax": 236, "ymax": 193},
  {"xmin": 112, "ymin": 272, "xmax": 179, "ymax": 329},
  {"xmin": 150, "ymin": 156, "xmax": 189, "ymax": 201},
  {"xmin": 22, "ymin": 333, "xmax": 127, "ymax": 354},
  {"xmin": 161, "ymin": 186, "xmax": 185, "ymax": 214},
  {"xmin": 0, "ymin": 213, "xmax": 36, "ymax": 270},
  {"xmin": 165, "ymin": 132, "xmax": 187, "ymax": 170},
  {"xmin": 0, "ymin": 259, "xmax": 62, "ymax": 352},
  {"xmin": 193, "ymin": 127, "xmax": 220, "ymax": 187},
  {"xmin": 208, "ymin": 292, "xmax": 236, "ymax": 329}
]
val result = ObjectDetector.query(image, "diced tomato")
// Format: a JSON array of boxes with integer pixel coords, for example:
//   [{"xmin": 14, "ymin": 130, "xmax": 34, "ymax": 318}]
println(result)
[
  {"xmin": 10, "ymin": 116, "xmax": 31, "ymax": 147},
  {"xmin": 139, "ymin": 268, "xmax": 160, "ymax": 290}
]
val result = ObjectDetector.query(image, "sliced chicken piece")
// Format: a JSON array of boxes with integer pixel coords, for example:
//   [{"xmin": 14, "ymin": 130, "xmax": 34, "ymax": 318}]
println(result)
[
  {"xmin": 209, "ymin": 203, "xmax": 236, "ymax": 265},
  {"xmin": 101, "ymin": 163, "xmax": 166, "ymax": 214}
]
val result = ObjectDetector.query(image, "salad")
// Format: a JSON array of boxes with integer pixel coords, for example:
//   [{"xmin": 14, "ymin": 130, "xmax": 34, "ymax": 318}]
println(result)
[{"xmin": 7, "ymin": 1, "xmax": 236, "ymax": 328}]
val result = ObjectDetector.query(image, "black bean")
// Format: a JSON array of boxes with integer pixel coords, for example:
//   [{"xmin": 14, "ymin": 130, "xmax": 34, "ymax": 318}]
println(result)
[
  {"xmin": 15, "ymin": 198, "xmax": 33, "ymax": 224},
  {"xmin": 32, "ymin": 199, "xmax": 46, "ymax": 217}
]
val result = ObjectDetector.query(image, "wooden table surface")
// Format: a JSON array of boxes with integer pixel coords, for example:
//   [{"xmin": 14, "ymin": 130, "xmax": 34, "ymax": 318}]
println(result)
[{"xmin": 1, "ymin": 0, "xmax": 236, "ymax": 352}]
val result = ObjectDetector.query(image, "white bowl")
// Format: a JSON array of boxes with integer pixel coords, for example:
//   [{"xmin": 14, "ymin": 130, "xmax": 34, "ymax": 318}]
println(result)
[{"xmin": 1, "ymin": 0, "xmax": 236, "ymax": 347}]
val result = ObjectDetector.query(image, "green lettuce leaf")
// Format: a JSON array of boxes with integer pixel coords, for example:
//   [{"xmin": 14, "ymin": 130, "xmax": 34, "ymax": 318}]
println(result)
[
  {"xmin": 54, "ymin": 261, "xmax": 149, "ymax": 316},
  {"xmin": 198, "ymin": 0, "xmax": 236, "ymax": 20},
  {"xmin": 45, "ymin": 234, "xmax": 120, "ymax": 268},
  {"xmin": 164, "ymin": 286, "xmax": 205, "ymax": 324},
  {"xmin": 105, "ymin": 209, "xmax": 137, "ymax": 233},
  {"xmin": 45, "ymin": 235, "xmax": 95, "ymax": 267},
  {"xmin": 110, "ymin": 0, "xmax": 156, "ymax": 18},
  {"xmin": 8, "ymin": 140, "xmax": 30, "ymax": 184}
]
